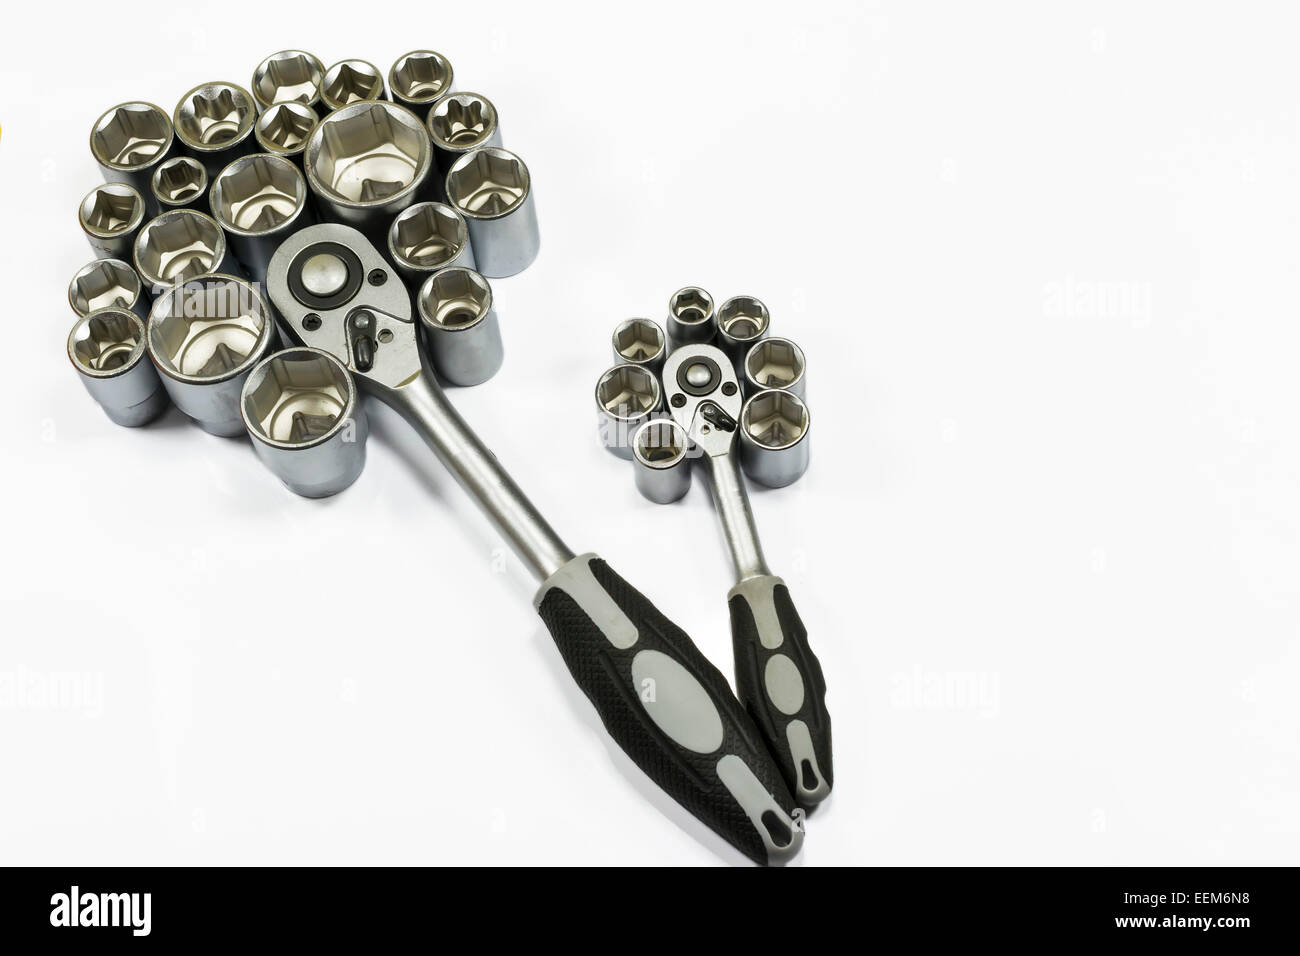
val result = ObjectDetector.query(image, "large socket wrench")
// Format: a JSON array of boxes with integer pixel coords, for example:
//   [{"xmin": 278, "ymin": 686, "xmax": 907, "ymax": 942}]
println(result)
[
  {"xmin": 267, "ymin": 223, "xmax": 803, "ymax": 865},
  {"xmin": 664, "ymin": 343, "xmax": 833, "ymax": 807}
]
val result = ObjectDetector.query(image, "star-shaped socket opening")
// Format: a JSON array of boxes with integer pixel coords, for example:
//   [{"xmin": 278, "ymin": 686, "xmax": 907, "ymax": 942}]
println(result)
[
  {"xmin": 429, "ymin": 93, "xmax": 495, "ymax": 148},
  {"xmin": 91, "ymin": 104, "xmax": 170, "ymax": 168},
  {"xmin": 391, "ymin": 51, "xmax": 453, "ymax": 104},
  {"xmin": 257, "ymin": 103, "xmax": 317, "ymax": 154},
  {"xmin": 446, "ymin": 148, "xmax": 528, "ymax": 218},
  {"xmin": 253, "ymin": 51, "xmax": 323, "ymax": 108},
  {"xmin": 322, "ymin": 60, "xmax": 383, "ymax": 109},
  {"xmin": 153, "ymin": 157, "xmax": 206, "ymax": 204},
  {"xmin": 176, "ymin": 85, "xmax": 254, "ymax": 147}
]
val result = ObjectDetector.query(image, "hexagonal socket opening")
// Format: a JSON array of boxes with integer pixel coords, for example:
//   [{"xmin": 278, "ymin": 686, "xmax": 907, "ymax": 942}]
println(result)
[
  {"xmin": 256, "ymin": 102, "xmax": 318, "ymax": 155},
  {"xmin": 134, "ymin": 210, "xmax": 225, "ymax": 286},
  {"xmin": 596, "ymin": 365, "xmax": 659, "ymax": 418},
  {"xmin": 742, "ymin": 391, "xmax": 809, "ymax": 449},
  {"xmin": 174, "ymin": 83, "xmax": 255, "ymax": 149},
  {"xmin": 90, "ymin": 102, "xmax": 171, "ymax": 170},
  {"xmin": 243, "ymin": 350, "xmax": 353, "ymax": 446},
  {"xmin": 446, "ymin": 148, "xmax": 529, "ymax": 218},
  {"xmin": 719, "ymin": 296, "xmax": 770, "ymax": 342},
  {"xmin": 745, "ymin": 338, "xmax": 805, "ymax": 390},
  {"xmin": 69, "ymin": 309, "xmax": 144, "ymax": 375},
  {"xmin": 212, "ymin": 154, "xmax": 305, "ymax": 234},
  {"xmin": 69, "ymin": 259, "xmax": 142, "ymax": 316},
  {"xmin": 670, "ymin": 287, "xmax": 714, "ymax": 327},
  {"xmin": 152, "ymin": 157, "xmax": 207, "ymax": 206},
  {"xmin": 635, "ymin": 420, "xmax": 687, "ymax": 467},
  {"xmin": 390, "ymin": 203, "xmax": 468, "ymax": 268},
  {"xmin": 428, "ymin": 92, "xmax": 496, "ymax": 149},
  {"xmin": 613, "ymin": 318, "xmax": 665, "ymax": 363},
  {"xmin": 418, "ymin": 268, "xmax": 491, "ymax": 329},
  {"xmin": 309, "ymin": 101, "xmax": 429, "ymax": 204},
  {"xmin": 390, "ymin": 50, "xmax": 453, "ymax": 105},
  {"xmin": 150, "ymin": 276, "xmax": 270, "ymax": 381},
  {"xmin": 80, "ymin": 184, "xmax": 143, "ymax": 237},
  {"xmin": 322, "ymin": 60, "xmax": 384, "ymax": 110},
  {"xmin": 252, "ymin": 50, "xmax": 324, "ymax": 109}
]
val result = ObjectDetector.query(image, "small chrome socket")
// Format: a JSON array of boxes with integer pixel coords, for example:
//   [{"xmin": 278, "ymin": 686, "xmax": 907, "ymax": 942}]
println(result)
[
  {"xmin": 251, "ymin": 50, "xmax": 325, "ymax": 113},
  {"xmin": 739, "ymin": 389, "xmax": 810, "ymax": 488},
  {"xmin": 254, "ymin": 102, "xmax": 318, "ymax": 166},
  {"xmin": 595, "ymin": 364, "xmax": 662, "ymax": 459},
  {"xmin": 427, "ymin": 92, "xmax": 501, "ymax": 178},
  {"xmin": 173, "ymin": 82, "xmax": 258, "ymax": 177},
  {"xmin": 445, "ymin": 147, "xmax": 538, "ymax": 278},
  {"xmin": 320, "ymin": 59, "xmax": 387, "ymax": 112},
  {"xmin": 147, "ymin": 274, "xmax": 277, "ymax": 436},
  {"xmin": 89, "ymin": 101, "xmax": 175, "ymax": 203},
  {"xmin": 150, "ymin": 156, "xmax": 209, "ymax": 214},
  {"xmin": 743, "ymin": 336, "xmax": 806, "ymax": 399},
  {"xmin": 717, "ymin": 296, "xmax": 771, "ymax": 373},
  {"xmin": 67, "ymin": 308, "xmax": 169, "ymax": 427},
  {"xmin": 211, "ymin": 153, "xmax": 313, "ymax": 281},
  {"xmin": 666, "ymin": 286, "xmax": 717, "ymax": 349},
  {"xmin": 388, "ymin": 202, "xmax": 475, "ymax": 289},
  {"xmin": 612, "ymin": 318, "xmax": 667, "ymax": 376},
  {"xmin": 416, "ymin": 267, "xmax": 503, "ymax": 386},
  {"xmin": 241, "ymin": 347, "xmax": 368, "ymax": 498},
  {"xmin": 134, "ymin": 209, "xmax": 235, "ymax": 291},
  {"xmin": 632, "ymin": 418, "xmax": 692, "ymax": 504},
  {"xmin": 389, "ymin": 50, "xmax": 455, "ymax": 113},
  {"xmin": 305, "ymin": 100, "xmax": 433, "ymax": 237},
  {"xmin": 68, "ymin": 259, "xmax": 149, "ymax": 322},
  {"xmin": 78, "ymin": 183, "xmax": 145, "ymax": 260}
]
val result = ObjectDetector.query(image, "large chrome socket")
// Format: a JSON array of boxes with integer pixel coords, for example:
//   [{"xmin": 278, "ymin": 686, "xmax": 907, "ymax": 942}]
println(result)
[
  {"xmin": 632, "ymin": 418, "xmax": 692, "ymax": 504},
  {"xmin": 211, "ymin": 153, "xmax": 312, "ymax": 281},
  {"xmin": 150, "ymin": 156, "xmax": 209, "ymax": 214},
  {"xmin": 595, "ymin": 364, "xmax": 661, "ymax": 459},
  {"xmin": 320, "ymin": 59, "xmax": 387, "ymax": 112},
  {"xmin": 89, "ymin": 101, "xmax": 175, "ymax": 203},
  {"xmin": 666, "ymin": 286, "xmax": 717, "ymax": 349},
  {"xmin": 612, "ymin": 318, "xmax": 667, "ymax": 376},
  {"xmin": 743, "ymin": 336, "xmax": 806, "ymax": 399},
  {"xmin": 133, "ymin": 209, "xmax": 234, "ymax": 291},
  {"xmin": 305, "ymin": 100, "xmax": 433, "ymax": 237},
  {"xmin": 68, "ymin": 259, "xmax": 149, "ymax": 322},
  {"xmin": 388, "ymin": 201, "xmax": 475, "ymax": 289},
  {"xmin": 739, "ymin": 389, "xmax": 811, "ymax": 488},
  {"xmin": 254, "ymin": 102, "xmax": 318, "ymax": 167},
  {"xmin": 389, "ymin": 50, "xmax": 455, "ymax": 114},
  {"xmin": 147, "ymin": 274, "xmax": 277, "ymax": 436},
  {"xmin": 173, "ymin": 82, "xmax": 258, "ymax": 177},
  {"xmin": 415, "ymin": 267, "xmax": 503, "ymax": 386},
  {"xmin": 241, "ymin": 347, "xmax": 367, "ymax": 498},
  {"xmin": 445, "ymin": 147, "xmax": 538, "ymax": 278},
  {"xmin": 427, "ymin": 92, "xmax": 501, "ymax": 177},
  {"xmin": 717, "ymin": 296, "xmax": 771, "ymax": 373},
  {"xmin": 251, "ymin": 50, "xmax": 325, "ymax": 113},
  {"xmin": 67, "ymin": 308, "xmax": 169, "ymax": 427},
  {"xmin": 78, "ymin": 183, "xmax": 145, "ymax": 259}
]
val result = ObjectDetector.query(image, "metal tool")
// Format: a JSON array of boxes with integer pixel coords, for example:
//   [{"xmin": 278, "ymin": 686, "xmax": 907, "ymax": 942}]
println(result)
[
  {"xmin": 173, "ymin": 82, "xmax": 258, "ymax": 176},
  {"xmin": 251, "ymin": 50, "xmax": 325, "ymax": 113},
  {"xmin": 89, "ymin": 101, "xmax": 175, "ymax": 203},
  {"xmin": 666, "ymin": 286, "xmax": 717, "ymax": 348},
  {"xmin": 267, "ymin": 223, "xmax": 804, "ymax": 865},
  {"xmin": 389, "ymin": 50, "xmax": 455, "ymax": 114},
  {"xmin": 150, "ymin": 156, "xmax": 209, "ymax": 214},
  {"xmin": 595, "ymin": 363, "xmax": 661, "ymax": 459},
  {"xmin": 743, "ymin": 336, "xmax": 806, "ymax": 399},
  {"xmin": 79, "ymin": 183, "xmax": 145, "ymax": 260},
  {"xmin": 611, "ymin": 317, "xmax": 666, "ymax": 376},
  {"xmin": 739, "ymin": 389, "xmax": 811, "ymax": 488},
  {"xmin": 445, "ymin": 147, "xmax": 539, "ymax": 278},
  {"xmin": 388, "ymin": 202, "xmax": 476, "ymax": 289},
  {"xmin": 133, "ymin": 209, "xmax": 234, "ymax": 290},
  {"xmin": 67, "ymin": 307, "xmax": 169, "ymax": 427},
  {"xmin": 632, "ymin": 418, "xmax": 691, "ymax": 504},
  {"xmin": 210, "ymin": 152, "xmax": 313, "ymax": 281},
  {"xmin": 320, "ymin": 59, "xmax": 386, "ymax": 111},
  {"xmin": 716, "ymin": 295, "xmax": 770, "ymax": 373},
  {"xmin": 427, "ymin": 92, "xmax": 501, "ymax": 176},
  {"xmin": 68, "ymin": 258, "xmax": 149, "ymax": 322},
  {"xmin": 415, "ymin": 267, "xmax": 502, "ymax": 386},
  {"xmin": 663, "ymin": 343, "xmax": 831, "ymax": 807},
  {"xmin": 254, "ymin": 102, "xmax": 318, "ymax": 167}
]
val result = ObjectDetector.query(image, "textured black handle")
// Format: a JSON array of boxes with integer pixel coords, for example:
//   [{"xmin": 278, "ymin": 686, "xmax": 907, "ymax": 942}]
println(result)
[
  {"xmin": 729, "ymin": 575, "xmax": 833, "ymax": 807},
  {"xmin": 535, "ymin": 554, "xmax": 804, "ymax": 865}
]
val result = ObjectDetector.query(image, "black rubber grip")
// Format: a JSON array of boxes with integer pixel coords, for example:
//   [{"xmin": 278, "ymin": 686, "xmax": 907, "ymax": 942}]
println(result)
[
  {"xmin": 729, "ymin": 577, "xmax": 833, "ymax": 807},
  {"xmin": 537, "ymin": 555, "xmax": 803, "ymax": 865}
]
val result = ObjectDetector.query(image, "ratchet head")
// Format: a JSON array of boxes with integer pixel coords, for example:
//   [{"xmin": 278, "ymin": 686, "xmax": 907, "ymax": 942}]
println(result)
[{"xmin": 662, "ymin": 343, "xmax": 742, "ymax": 459}]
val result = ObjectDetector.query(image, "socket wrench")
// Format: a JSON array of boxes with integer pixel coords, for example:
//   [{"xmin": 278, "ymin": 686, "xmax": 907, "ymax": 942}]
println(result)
[
  {"xmin": 251, "ymin": 50, "xmax": 325, "ymax": 113},
  {"xmin": 663, "ymin": 343, "xmax": 832, "ymax": 807},
  {"xmin": 211, "ymin": 153, "xmax": 313, "ymax": 281},
  {"xmin": 150, "ymin": 157, "xmax": 209, "ymax": 214},
  {"xmin": 267, "ymin": 223, "xmax": 804, "ymax": 865},
  {"xmin": 67, "ymin": 308, "xmax": 169, "ymax": 427},
  {"xmin": 320, "ymin": 59, "xmax": 386, "ymax": 112},
  {"xmin": 89, "ymin": 101, "xmax": 175, "ymax": 204},
  {"xmin": 68, "ymin": 258, "xmax": 149, "ymax": 322},
  {"xmin": 79, "ymin": 183, "xmax": 145, "ymax": 260},
  {"xmin": 173, "ymin": 82, "xmax": 258, "ymax": 177},
  {"xmin": 444, "ymin": 147, "xmax": 538, "ymax": 278},
  {"xmin": 389, "ymin": 50, "xmax": 455, "ymax": 114}
]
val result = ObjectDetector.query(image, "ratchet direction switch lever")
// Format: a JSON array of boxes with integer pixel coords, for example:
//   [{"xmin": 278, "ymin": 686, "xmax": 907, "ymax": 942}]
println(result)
[
  {"xmin": 266, "ymin": 224, "xmax": 803, "ymax": 865},
  {"xmin": 665, "ymin": 344, "xmax": 833, "ymax": 807}
]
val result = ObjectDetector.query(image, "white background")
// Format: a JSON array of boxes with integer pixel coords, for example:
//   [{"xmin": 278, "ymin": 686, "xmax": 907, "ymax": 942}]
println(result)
[{"xmin": 2, "ymin": 0, "xmax": 1297, "ymax": 866}]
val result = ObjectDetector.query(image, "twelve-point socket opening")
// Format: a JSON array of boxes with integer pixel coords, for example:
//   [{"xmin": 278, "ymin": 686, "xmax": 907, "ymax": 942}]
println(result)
[
  {"xmin": 390, "ymin": 51, "xmax": 453, "ymax": 105},
  {"xmin": 418, "ymin": 268, "xmax": 491, "ymax": 329},
  {"xmin": 69, "ymin": 260, "xmax": 142, "ymax": 315},
  {"xmin": 256, "ymin": 102, "xmax": 318, "ymax": 155},
  {"xmin": 635, "ymin": 420, "xmax": 687, "ymax": 467},
  {"xmin": 390, "ymin": 203, "xmax": 468, "ymax": 268},
  {"xmin": 308, "ymin": 101, "xmax": 429, "ymax": 204},
  {"xmin": 597, "ymin": 365, "xmax": 659, "ymax": 418},
  {"xmin": 428, "ymin": 93, "xmax": 496, "ymax": 149},
  {"xmin": 134, "ymin": 210, "xmax": 225, "ymax": 286},
  {"xmin": 243, "ymin": 350, "xmax": 353, "ymax": 446},
  {"xmin": 69, "ymin": 309, "xmax": 145, "ymax": 375},
  {"xmin": 211, "ymin": 154, "xmax": 305, "ymax": 234},
  {"xmin": 613, "ymin": 319, "xmax": 665, "ymax": 363},
  {"xmin": 670, "ymin": 287, "xmax": 714, "ymax": 327},
  {"xmin": 149, "ymin": 276, "xmax": 270, "ymax": 381},
  {"xmin": 90, "ymin": 103, "xmax": 171, "ymax": 170},
  {"xmin": 252, "ymin": 51, "xmax": 324, "ymax": 109},
  {"xmin": 79, "ymin": 184, "xmax": 143, "ymax": 237},
  {"xmin": 152, "ymin": 157, "xmax": 207, "ymax": 205},
  {"xmin": 174, "ymin": 83, "xmax": 255, "ymax": 149},
  {"xmin": 742, "ymin": 391, "xmax": 809, "ymax": 450},
  {"xmin": 745, "ymin": 338, "xmax": 805, "ymax": 390},
  {"xmin": 321, "ymin": 60, "xmax": 384, "ymax": 110},
  {"xmin": 718, "ymin": 296, "xmax": 770, "ymax": 342},
  {"xmin": 446, "ymin": 148, "xmax": 528, "ymax": 218}
]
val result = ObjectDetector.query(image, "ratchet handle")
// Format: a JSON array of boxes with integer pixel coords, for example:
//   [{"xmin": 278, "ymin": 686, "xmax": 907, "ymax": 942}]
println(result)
[
  {"xmin": 729, "ymin": 575, "xmax": 833, "ymax": 807},
  {"xmin": 535, "ymin": 553, "xmax": 804, "ymax": 865}
]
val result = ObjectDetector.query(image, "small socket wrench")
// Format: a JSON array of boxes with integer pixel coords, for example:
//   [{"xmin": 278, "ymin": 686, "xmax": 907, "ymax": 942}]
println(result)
[
  {"xmin": 267, "ymin": 223, "xmax": 804, "ymax": 865},
  {"xmin": 663, "ymin": 343, "xmax": 832, "ymax": 807}
]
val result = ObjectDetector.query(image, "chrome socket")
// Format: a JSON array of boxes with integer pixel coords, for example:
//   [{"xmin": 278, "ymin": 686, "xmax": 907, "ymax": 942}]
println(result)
[
  {"xmin": 305, "ymin": 100, "xmax": 433, "ymax": 237},
  {"xmin": 89, "ymin": 101, "xmax": 175, "ymax": 203},
  {"xmin": 389, "ymin": 50, "xmax": 455, "ymax": 114},
  {"xmin": 739, "ymin": 389, "xmax": 810, "ymax": 488},
  {"xmin": 320, "ymin": 59, "xmax": 387, "ymax": 112},
  {"xmin": 717, "ymin": 295, "xmax": 771, "ymax": 372},
  {"xmin": 211, "ymin": 153, "xmax": 313, "ymax": 281},
  {"xmin": 67, "ymin": 308, "xmax": 169, "ymax": 427},
  {"xmin": 445, "ymin": 147, "xmax": 539, "ymax": 278},
  {"xmin": 251, "ymin": 50, "xmax": 325, "ymax": 114},
  {"xmin": 666, "ymin": 286, "xmax": 717, "ymax": 349},
  {"xmin": 78, "ymin": 183, "xmax": 145, "ymax": 259},
  {"xmin": 150, "ymin": 156, "xmax": 209, "ymax": 214},
  {"xmin": 173, "ymin": 82, "xmax": 258, "ymax": 177},
  {"xmin": 595, "ymin": 363, "xmax": 662, "ymax": 459},
  {"xmin": 241, "ymin": 347, "xmax": 368, "ymax": 498},
  {"xmin": 68, "ymin": 259, "xmax": 149, "ymax": 322},
  {"xmin": 388, "ymin": 201, "xmax": 475, "ymax": 289},
  {"xmin": 632, "ymin": 418, "xmax": 692, "ymax": 504},
  {"xmin": 743, "ymin": 336, "xmax": 806, "ymax": 399},
  {"xmin": 147, "ymin": 274, "xmax": 277, "ymax": 436},
  {"xmin": 416, "ymin": 267, "xmax": 503, "ymax": 386},
  {"xmin": 254, "ymin": 102, "xmax": 318, "ymax": 167},
  {"xmin": 133, "ymin": 209, "xmax": 234, "ymax": 291},
  {"xmin": 611, "ymin": 318, "xmax": 667, "ymax": 376},
  {"xmin": 427, "ymin": 92, "xmax": 501, "ymax": 178}
]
